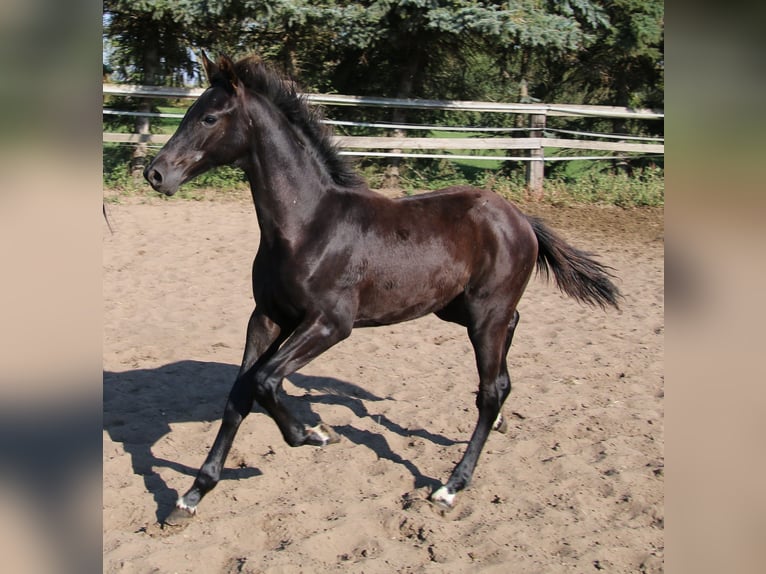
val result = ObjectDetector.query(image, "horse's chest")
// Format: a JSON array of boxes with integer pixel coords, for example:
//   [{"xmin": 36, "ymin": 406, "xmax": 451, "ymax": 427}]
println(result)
[{"xmin": 251, "ymin": 259, "xmax": 312, "ymax": 317}]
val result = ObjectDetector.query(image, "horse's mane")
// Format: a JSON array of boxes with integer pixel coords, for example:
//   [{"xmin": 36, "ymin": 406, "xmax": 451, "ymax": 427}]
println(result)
[{"xmin": 225, "ymin": 56, "xmax": 364, "ymax": 189}]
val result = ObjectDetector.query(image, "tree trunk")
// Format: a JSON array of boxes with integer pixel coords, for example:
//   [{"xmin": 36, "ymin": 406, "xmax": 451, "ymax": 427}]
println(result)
[
  {"xmin": 131, "ymin": 41, "xmax": 160, "ymax": 181},
  {"xmin": 526, "ymin": 113, "xmax": 546, "ymax": 199},
  {"xmin": 501, "ymin": 47, "xmax": 530, "ymax": 177},
  {"xmin": 383, "ymin": 49, "xmax": 423, "ymax": 189},
  {"xmin": 131, "ymin": 101, "xmax": 152, "ymax": 180},
  {"xmin": 611, "ymin": 63, "xmax": 632, "ymax": 175},
  {"xmin": 281, "ymin": 33, "xmax": 300, "ymax": 78}
]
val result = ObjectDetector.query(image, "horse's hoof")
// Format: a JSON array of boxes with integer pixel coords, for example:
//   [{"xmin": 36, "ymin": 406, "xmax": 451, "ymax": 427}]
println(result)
[
  {"xmin": 492, "ymin": 413, "xmax": 508, "ymax": 434},
  {"xmin": 429, "ymin": 486, "xmax": 457, "ymax": 512},
  {"xmin": 162, "ymin": 505, "xmax": 196, "ymax": 529},
  {"xmin": 306, "ymin": 423, "xmax": 340, "ymax": 446}
]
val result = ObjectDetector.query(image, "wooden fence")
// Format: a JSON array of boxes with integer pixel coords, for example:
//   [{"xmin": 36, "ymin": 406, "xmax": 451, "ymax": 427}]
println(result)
[{"xmin": 103, "ymin": 83, "xmax": 664, "ymax": 192}]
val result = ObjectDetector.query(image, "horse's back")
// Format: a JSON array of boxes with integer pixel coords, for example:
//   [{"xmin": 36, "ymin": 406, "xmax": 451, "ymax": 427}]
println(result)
[
  {"xmin": 386, "ymin": 185, "xmax": 535, "ymax": 250},
  {"xmin": 339, "ymin": 185, "xmax": 537, "ymax": 326},
  {"xmin": 392, "ymin": 184, "xmax": 526, "ymax": 217}
]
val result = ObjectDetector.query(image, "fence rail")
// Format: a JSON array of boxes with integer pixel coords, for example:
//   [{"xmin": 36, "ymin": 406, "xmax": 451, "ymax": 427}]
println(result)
[
  {"xmin": 103, "ymin": 132, "xmax": 663, "ymax": 155},
  {"xmin": 102, "ymin": 83, "xmax": 664, "ymax": 119},
  {"xmin": 103, "ymin": 83, "xmax": 664, "ymax": 191}
]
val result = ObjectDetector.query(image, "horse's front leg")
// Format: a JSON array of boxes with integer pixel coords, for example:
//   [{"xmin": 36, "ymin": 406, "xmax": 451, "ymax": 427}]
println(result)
[
  {"xmin": 251, "ymin": 311, "xmax": 352, "ymax": 447},
  {"xmin": 165, "ymin": 309, "xmax": 281, "ymax": 525}
]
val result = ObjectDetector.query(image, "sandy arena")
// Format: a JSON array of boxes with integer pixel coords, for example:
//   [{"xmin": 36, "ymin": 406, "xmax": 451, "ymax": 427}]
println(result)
[{"xmin": 103, "ymin": 193, "xmax": 663, "ymax": 573}]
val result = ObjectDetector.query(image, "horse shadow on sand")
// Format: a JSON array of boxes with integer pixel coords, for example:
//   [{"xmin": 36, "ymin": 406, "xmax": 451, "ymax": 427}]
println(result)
[{"xmin": 103, "ymin": 360, "xmax": 460, "ymax": 521}]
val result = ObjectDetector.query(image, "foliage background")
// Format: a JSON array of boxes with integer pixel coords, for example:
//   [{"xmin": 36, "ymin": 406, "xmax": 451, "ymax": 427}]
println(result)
[{"xmin": 102, "ymin": 0, "xmax": 664, "ymax": 205}]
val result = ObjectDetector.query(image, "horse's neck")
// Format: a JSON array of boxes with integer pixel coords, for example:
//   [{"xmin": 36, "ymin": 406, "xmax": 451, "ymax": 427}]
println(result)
[{"xmin": 242, "ymin": 98, "xmax": 330, "ymax": 248}]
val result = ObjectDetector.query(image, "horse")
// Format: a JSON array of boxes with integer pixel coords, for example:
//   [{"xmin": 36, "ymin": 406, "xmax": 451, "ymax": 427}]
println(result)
[{"xmin": 144, "ymin": 52, "xmax": 620, "ymax": 525}]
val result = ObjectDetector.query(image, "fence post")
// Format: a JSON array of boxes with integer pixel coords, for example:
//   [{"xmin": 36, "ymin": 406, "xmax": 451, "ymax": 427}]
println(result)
[{"xmin": 526, "ymin": 113, "xmax": 546, "ymax": 198}]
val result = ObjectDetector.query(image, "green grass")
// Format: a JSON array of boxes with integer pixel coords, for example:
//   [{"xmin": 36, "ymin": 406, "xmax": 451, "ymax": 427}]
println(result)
[
  {"xmin": 103, "ymin": 122, "xmax": 663, "ymax": 207},
  {"xmin": 103, "ymin": 142, "xmax": 249, "ymax": 202},
  {"xmin": 395, "ymin": 160, "xmax": 663, "ymax": 207},
  {"xmin": 547, "ymin": 166, "xmax": 664, "ymax": 207},
  {"xmin": 154, "ymin": 103, "xmax": 188, "ymax": 133},
  {"xmin": 429, "ymin": 129, "xmax": 504, "ymax": 171}
]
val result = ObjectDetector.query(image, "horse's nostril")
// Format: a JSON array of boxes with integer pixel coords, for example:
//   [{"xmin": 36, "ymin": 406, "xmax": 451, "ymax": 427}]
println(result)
[{"xmin": 149, "ymin": 169, "xmax": 163, "ymax": 185}]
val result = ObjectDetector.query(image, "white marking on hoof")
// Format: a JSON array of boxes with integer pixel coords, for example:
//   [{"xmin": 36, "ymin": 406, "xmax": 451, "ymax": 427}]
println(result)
[
  {"xmin": 306, "ymin": 423, "xmax": 339, "ymax": 446},
  {"xmin": 307, "ymin": 424, "xmax": 329, "ymax": 445},
  {"xmin": 430, "ymin": 486, "xmax": 456, "ymax": 508},
  {"xmin": 176, "ymin": 498, "xmax": 197, "ymax": 515},
  {"xmin": 492, "ymin": 413, "xmax": 505, "ymax": 431}
]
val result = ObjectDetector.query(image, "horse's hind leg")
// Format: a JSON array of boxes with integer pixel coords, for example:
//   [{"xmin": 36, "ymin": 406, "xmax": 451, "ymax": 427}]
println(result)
[
  {"xmin": 490, "ymin": 310, "xmax": 520, "ymax": 435},
  {"xmin": 431, "ymin": 310, "xmax": 520, "ymax": 509}
]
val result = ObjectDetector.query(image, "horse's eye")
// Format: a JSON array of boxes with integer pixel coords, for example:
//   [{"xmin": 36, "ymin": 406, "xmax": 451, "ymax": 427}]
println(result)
[{"xmin": 202, "ymin": 115, "xmax": 217, "ymax": 126}]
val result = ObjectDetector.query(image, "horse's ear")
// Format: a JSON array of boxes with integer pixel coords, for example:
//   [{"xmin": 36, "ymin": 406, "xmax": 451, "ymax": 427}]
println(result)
[
  {"xmin": 217, "ymin": 54, "xmax": 240, "ymax": 92},
  {"xmin": 200, "ymin": 50, "xmax": 218, "ymax": 84},
  {"xmin": 200, "ymin": 51, "xmax": 239, "ymax": 92}
]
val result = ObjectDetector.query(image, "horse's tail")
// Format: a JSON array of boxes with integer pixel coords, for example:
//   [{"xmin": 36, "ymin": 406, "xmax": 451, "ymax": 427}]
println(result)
[
  {"xmin": 526, "ymin": 215, "xmax": 621, "ymax": 309},
  {"xmin": 103, "ymin": 203, "xmax": 114, "ymax": 234}
]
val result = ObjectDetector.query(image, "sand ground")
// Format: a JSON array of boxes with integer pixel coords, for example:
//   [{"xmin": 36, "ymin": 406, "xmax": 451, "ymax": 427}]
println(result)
[{"xmin": 103, "ymin": 193, "xmax": 663, "ymax": 573}]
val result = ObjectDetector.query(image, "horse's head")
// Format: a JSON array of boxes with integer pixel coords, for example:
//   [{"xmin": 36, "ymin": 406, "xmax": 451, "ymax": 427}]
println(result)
[{"xmin": 144, "ymin": 52, "xmax": 249, "ymax": 195}]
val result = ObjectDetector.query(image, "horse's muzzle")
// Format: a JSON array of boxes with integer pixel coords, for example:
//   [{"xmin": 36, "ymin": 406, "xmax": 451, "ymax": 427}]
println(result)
[
  {"xmin": 143, "ymin": 161, "xmax": 179, "ymax": 196},
  {"xmin": 144, "ymin": 165, "xmax": 162, "ymax": 188}
]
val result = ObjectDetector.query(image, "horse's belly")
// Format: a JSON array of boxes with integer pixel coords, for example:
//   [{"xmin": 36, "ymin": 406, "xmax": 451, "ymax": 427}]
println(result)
[{"xmin": 353, "ymin": 269, "xmax": 465, "ymax": 327}]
